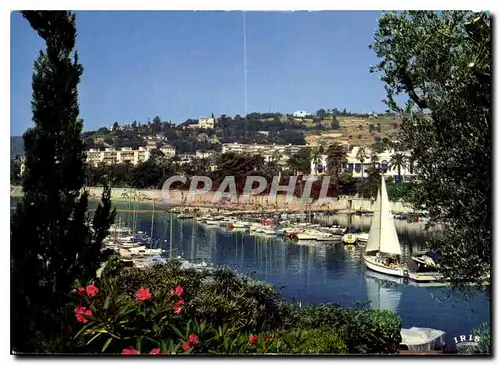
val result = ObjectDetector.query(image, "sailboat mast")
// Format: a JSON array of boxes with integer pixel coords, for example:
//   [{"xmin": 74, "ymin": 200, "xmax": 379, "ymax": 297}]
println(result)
[
  {"xmin": 150, "ymin": 199, "xmax": 155, "ymax": 243},
  {"xmin": 378, "ymin": 178, "xmax": 382, "ymax": 252},
  {"xmin": 169, "ymin": 210, "xmax": 173, "ymax": 258}
]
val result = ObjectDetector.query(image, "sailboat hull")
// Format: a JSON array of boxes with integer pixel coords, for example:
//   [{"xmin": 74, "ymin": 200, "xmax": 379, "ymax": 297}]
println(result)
[
  {"xmin": 364, "ymin": 255, "xmax": 407, "ymax": 278},
  {"xmin": 365, "ymin": 256, "xmax": 447, "ymax": 283}
]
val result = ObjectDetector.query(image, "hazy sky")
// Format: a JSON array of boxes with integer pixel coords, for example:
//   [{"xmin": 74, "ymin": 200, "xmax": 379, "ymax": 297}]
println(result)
[{"xmin": 11, "ymin": 10, "xmax": 387, "ymax": 136}]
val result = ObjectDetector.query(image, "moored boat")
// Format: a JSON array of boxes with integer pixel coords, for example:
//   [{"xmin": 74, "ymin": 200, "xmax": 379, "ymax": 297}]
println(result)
[{"xmin": 363, "ymin": 176, "xmax": 446, "ymax": 284}]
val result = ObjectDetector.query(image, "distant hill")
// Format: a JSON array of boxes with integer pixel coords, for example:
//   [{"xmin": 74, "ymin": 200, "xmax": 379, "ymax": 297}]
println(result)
[{"xmin": 11, "ymin": 136, "xmax": 24, "ymax": 158}]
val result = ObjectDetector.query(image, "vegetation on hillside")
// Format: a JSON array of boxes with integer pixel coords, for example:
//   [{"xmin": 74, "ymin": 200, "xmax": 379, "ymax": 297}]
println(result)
[{"xmin": 371, "ymin": 10, "xmax": 491, "ymax": 288}]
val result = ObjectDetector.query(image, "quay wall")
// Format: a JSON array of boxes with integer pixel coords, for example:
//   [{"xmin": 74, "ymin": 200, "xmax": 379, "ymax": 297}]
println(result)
[{"xmin": 11, "ymin": 185, "xmax": 418, "ymax": 214}]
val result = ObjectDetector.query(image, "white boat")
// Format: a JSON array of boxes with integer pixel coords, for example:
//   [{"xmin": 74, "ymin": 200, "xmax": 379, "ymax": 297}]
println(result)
[
  {"xmin": 126, "ymin": 245, "xmax": 147, "ymax": 252},
  {"xmin": 260, "ymin": 227, "xmax": 277, "ymax": 235},
  {"xmin": 400, "ymin": 327, "xmax": 446, "ymax": 352},
  {"xmin": 363, "ymin": 177, "xmax": 408, "ymax": 278},
  {"xmin": 363, "ymin": 178, "xmax": 447, "ymax": 283},
  {"xmin": 296, "ymin": 231, "xmax": 318, "ymax": 240},
  {"xmin": 314, "ymin": 230, "xmax": 339, "ymax": 241},
  {"xmin": 357, "ymin": 233, "xmax": 369, "ymax": 243},
  {"xmin": 205, "ymin": 220, "xmax": 220, "ymax": 226},
  {"xmin": 341, "ymin": 233, "xmax": 358, "ymax": 244},
  {"xmin": 231, "ymin": 220, "xmax": 249, "ymax": 229}
]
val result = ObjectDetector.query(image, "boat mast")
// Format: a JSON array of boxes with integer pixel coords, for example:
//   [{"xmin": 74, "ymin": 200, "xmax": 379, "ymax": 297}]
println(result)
[
  {"xmin": 378, "ymin": 177, "xmax": 382, "ymax": 254},
  {"xmin": 150, "ymin": 198, "xmax": 155, "ymax": 245},
  {"xmin": 169, "ymin": 210, "xmax": 173, "ymax": 258}
]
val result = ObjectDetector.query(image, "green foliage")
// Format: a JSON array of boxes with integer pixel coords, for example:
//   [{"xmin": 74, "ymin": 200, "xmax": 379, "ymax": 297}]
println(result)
[
  {"xmin": 457, "ymin": 322, "xmax": 490, "ymax": 355},
  {"xmin": 326, "ymin": 142, "xmax": 347, "ymax": 180},
  {"xmin": 288, "ymin": 328, "xmax": 348, "ymax": 354},
  {"xmin": 279, "ymin": 303, "xmax": 402, "ymax": 354},
  {"xmin": 287, "ymin": 148, "xmax": 312, "ymax": 175},
  {"xmin": 67, "ymin": 261, "xmax": 401, "ymax": 354},
  {"xmin": 370, "ymin": 11, "xmax": 491, "ymax": 288},
  {"xmin": 11, "ymin": 11, "xmax": 115, "ymax": 353}
]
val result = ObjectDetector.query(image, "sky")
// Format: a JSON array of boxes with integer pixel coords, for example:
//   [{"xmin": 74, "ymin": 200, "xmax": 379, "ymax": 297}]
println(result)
[{"xmin": 10, "ymin": 10, "xmax": 388, "ymax": 136}]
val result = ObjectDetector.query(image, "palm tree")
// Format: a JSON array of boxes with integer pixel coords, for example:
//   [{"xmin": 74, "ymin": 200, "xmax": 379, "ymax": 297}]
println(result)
[
  {"xmin": 311, "ymin": 148, "xmax": 323, "ymax": 174},
  {"xmin": 326, "ymin": 143, "xmax": 347, "ymax": 182},
  {"xmin": 389, "ymin": 152, "xmax": 407, "ymax": 183},
  {"xmin": 271, "ymin": 149, "xmax": 282, "ymax": 163},
  {"xmin": 355, "ymin": 146, "xmax": 368, "ymax": 196}
]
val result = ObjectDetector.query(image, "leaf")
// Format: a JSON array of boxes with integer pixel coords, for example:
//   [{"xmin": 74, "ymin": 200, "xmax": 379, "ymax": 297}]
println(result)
[
  {"xmin": 101, "ymin": 337, "xmax": 113, "ymax": 352},
  {"xmin": 169, "ymin": 323, "xmax": 185, "ymax": 339},
  {"xmin": 103, "ymin": 294, "xmax": 111, "ymax": 310},
  {"xmin": 86, "ymin": 332, "xmax": 102, "ymax": 345}
]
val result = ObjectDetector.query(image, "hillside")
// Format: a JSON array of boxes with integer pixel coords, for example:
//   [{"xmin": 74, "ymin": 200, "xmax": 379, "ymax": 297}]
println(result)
[
  {"xmin": 11, "ymin": 112, "xmax": 400, "ymax": 157},
  {"xmin": 303, "ymin": 115, "xmax": 401, "ymax": 147}
]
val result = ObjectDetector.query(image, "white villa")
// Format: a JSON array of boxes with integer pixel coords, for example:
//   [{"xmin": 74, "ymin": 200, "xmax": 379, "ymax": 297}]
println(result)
[
  {"xmin": 311, "ymin": 146, "xmax": 415, "ymax": 182},
  {"xmin": 293, "ymin": 110, "xmax": 309, "ymax": 118}
]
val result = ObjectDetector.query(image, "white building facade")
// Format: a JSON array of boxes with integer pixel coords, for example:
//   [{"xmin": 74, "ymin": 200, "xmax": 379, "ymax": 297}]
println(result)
[
  {"xmin": 86, "ymin": 144, "xmax": 176, "ymax": 166},
  {"xmin": 310, "ymin": 146, "xmax": 415, "ymax": 182}
]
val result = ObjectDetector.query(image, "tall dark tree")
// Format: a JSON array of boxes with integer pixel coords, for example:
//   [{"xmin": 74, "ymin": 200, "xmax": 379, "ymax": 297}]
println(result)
[
  {"xmin": 371, "ymin": 11, "xmax": 491, "ymax": 288},
  {"xmin": 10, "ymin": 11, "xmax": 115, "ymax": 352},
  {"xmin": 316, "ymin": 108, "xmax": 326, "ymax": 120},
  {"xmin": 325, "ymin": 143, "xmax": 347, "ymax": 181}
]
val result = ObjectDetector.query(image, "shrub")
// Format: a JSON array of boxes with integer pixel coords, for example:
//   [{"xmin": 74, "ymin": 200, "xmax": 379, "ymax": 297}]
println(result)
[
  {"xmin": 280, "ymin": 303, "xmax": 402, "ymax": 354},
  {"xmin": 457, "ymin": 322, "xmax": 490, "ymax": 355},
  {"xmin": 67, "ymin": 260, "xmax": 402, "ymax": 354},
  {"xmin": 283, "ymin": 328, "xmax": 348, "ymax": 354}
]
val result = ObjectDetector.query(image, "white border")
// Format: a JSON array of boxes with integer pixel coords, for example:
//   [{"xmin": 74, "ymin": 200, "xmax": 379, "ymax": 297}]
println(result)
[{"xmin": 3, "ymin": 1, "xmax": 498, "ymax": 365}]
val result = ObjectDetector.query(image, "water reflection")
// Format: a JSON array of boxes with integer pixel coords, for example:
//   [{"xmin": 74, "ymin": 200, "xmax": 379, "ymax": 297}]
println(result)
[{"xmin": 365, "ymin": 272, "xmax": 402, "ymax": 313}]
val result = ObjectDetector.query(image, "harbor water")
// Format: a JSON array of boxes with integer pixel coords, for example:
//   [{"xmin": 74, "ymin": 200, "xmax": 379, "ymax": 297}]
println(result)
[{"xmin": 11, "ymin": 197, "xmax": 491, "ymax": 350}]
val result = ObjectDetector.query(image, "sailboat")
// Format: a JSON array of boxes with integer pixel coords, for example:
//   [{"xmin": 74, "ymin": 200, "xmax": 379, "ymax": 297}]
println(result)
[
  {"xmin": 364, "ymin": 176, "xmax": 446, "ymax": 283},
  {"xmin": 363, "ymin": 176, "xmax": 408, "ymax": 277}
]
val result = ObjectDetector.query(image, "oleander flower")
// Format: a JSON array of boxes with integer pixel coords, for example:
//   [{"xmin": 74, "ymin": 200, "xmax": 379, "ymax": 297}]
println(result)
[
  {"xmin": 188, "ymin": 333, "xmax": 199, "ymax": 345},
  {"xmin": 85, "ymin": 282, "xmax": 99, "ymax": 297},
  {"xmin": 136, "ymin": 287, "xmax": 152, "ymax": 301}
]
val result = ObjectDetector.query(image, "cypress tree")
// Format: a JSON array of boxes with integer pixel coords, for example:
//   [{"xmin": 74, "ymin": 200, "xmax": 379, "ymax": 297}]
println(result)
[{"xmin": 11, "ymin": 11, "xmax": 116, "ymax": 352}]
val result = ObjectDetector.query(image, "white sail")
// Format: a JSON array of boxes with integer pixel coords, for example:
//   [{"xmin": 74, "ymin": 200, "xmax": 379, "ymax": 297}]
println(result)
[
  {"xmin": 365, "ymin": 189, "xmax": 381, "ymax": 253},
  {"xmin": 378, "ymin": 176, "xmax": 402, "ymax": 256}
]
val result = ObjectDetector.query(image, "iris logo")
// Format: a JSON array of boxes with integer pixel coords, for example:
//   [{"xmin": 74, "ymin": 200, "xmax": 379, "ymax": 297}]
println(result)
[{"xmin": 453, "ymin": 334, "xmax": 481, "ymax": 347}]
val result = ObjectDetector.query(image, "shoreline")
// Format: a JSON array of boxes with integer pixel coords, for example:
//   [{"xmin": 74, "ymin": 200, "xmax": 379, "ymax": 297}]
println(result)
[{"xmin": 10, "ymin": 185, "xmax": 426, "ymax": 215}]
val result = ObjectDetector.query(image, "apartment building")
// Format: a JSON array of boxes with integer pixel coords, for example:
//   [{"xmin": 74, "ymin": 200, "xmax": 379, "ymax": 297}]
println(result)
[
  {"xmin": 195, "ymin": 150, "xmax": 217, "ymax": 159},
  {"xmin": 221, "ymin": 142, "xmax": 306, "ymax": 158},
  {"xmin": 159, "ymin": 145, "xmax": 176, "ymax": 158}
]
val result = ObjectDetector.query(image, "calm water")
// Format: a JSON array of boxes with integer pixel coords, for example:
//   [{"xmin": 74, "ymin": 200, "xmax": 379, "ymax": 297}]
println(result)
[{"xmin": 11, "ymin": 198, "xmax": 491, "ymax": 349}]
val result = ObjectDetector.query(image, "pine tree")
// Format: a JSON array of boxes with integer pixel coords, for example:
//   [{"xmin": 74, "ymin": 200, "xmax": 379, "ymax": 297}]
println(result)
[{"xmin": 11, "ymin": 11, "xmax": 116, "ymax": 352}]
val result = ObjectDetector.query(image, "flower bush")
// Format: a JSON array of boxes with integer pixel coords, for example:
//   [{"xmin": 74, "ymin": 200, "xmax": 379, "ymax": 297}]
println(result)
[{"xmin": 68, "ymin": 258, "xmax": 402, "ymax": 354}]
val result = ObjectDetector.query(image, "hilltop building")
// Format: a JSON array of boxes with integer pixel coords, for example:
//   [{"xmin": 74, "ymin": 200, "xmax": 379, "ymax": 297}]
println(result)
[{"xmin": 293, "ymin": 110, "xmax": 309, "ymax": 118}]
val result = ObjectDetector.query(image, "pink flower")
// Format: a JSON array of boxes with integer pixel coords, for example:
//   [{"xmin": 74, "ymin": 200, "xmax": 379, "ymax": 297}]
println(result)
[
  {"xmin": 173, "ymin": 304, "xmax": 182, "ymax": 314},
  {"xmin": 248, "ymin": 335, "xmax": 258, "ymax": 345},
  {"xmin": 149, "ymin": 348, "xmax": 160, "ymax": 354},
  {"xmin": 122, "ymin": 347, "xmax": 139, "ymax": 354},
  {"xmin": 181, "ymin": 342, "xmax": 190, "ymax": 351},
  {"xmin": 72, "ymin": 286, "xmax": 85, "ymax": 295},
  {"xmin": 176, "ymin": 298, "xmax": 185, "ymax": 306},
  {"xmin": 85, "ymin": 282, "xmax": 99, "ymax": 297},
  {"xmin": 170, "ymin": 285, "xmax": 184, "ymax": 297},
  {"xmin": 188, "ymin": 333, "xmax": 199, "ymax": 345},
  {"xmin": 74, "ymin": 305, "xmax": 92, "ymax": 323},
  {"xmin": 136, "ymin": 288, "xmax": 152, "ymax": 301}
]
